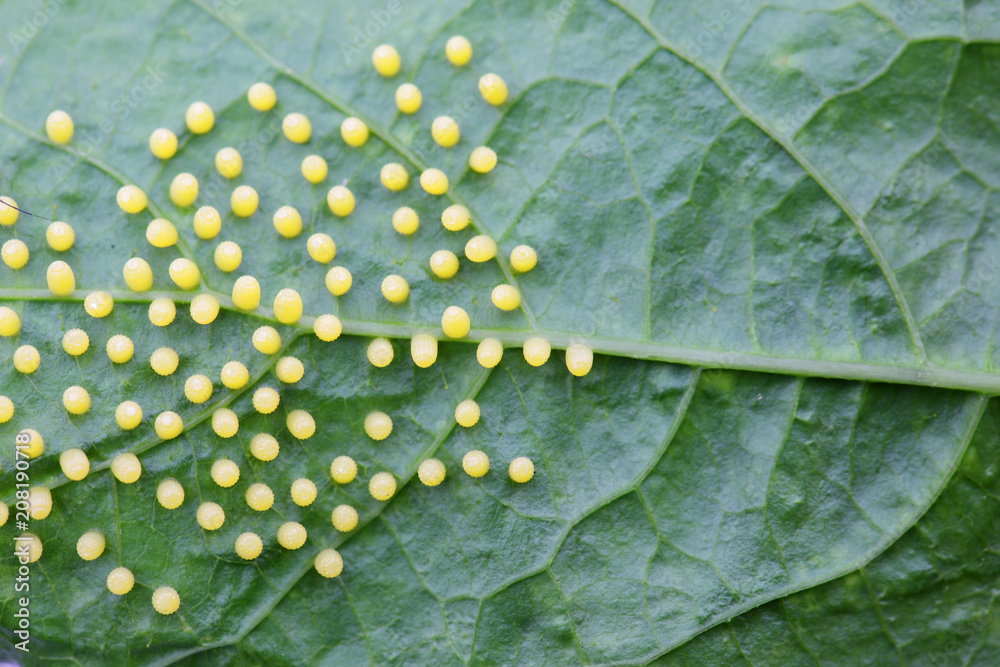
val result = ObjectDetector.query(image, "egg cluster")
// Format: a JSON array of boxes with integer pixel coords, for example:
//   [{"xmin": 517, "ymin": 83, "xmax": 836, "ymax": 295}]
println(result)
[{"xmin": 0, "ymin": 35, "xmax": 595, "ymax": 619}]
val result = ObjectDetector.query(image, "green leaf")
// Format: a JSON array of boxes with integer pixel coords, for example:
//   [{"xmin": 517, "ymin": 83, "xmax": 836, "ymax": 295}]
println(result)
[{"xmin": 0, "ymin": 0, "xmax": 996, "ymax": 664}]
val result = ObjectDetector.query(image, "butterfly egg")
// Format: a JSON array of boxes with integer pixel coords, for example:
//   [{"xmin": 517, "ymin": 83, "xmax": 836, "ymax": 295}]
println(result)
[
  {"xmin": 314, "ymin": 314, "xmax": 343, "ymax": 341},
  {"xmin": 523, "ymin": 337, "xmax": 551, "ymax": 367},
  {"xmin": 252, "ymin": 325, "xmax": 282, "ymax": 354},
  {"xmin": 0, "ymin": 502, "xmax": 6, "ymax": 526},
  {"xmin": 46, "ymin": 221, "xmax": 75, "ymax": 251},
  {"xmin": 509, "ymin": 244, "xmax": 538, "ymax": 273},
  {"xmin": 76, "ymin": 531, "xmax": 106, "ymax": 561},
  {"xmin": 186, "ymin": 100, "xmax": 215, "ymax": 134},
  {"xmin": 156, "ymin": 478, "xmax": 185, "ymax": 510},
  {"xmin": 465, "ymin": 235, "xmax": 497, "ymax": 262},
  {"xmin": 392, "ymin": 206, "xmax": 419, "ymax": 235},
  {"xmin": 277, "ymin": 521, "xmax": 307, "ymax": 550},
  {"xmin": 301, "ymin": 154, "xmax": 328, "ymax": 184},
  {"xmin": 62, "ymin": 385, "xmax": 91, "ymax": 415},
  {"xmin": 231, "ymin": 185, "xmax": 259, "ymax": 217},
  {"xmin": 84, "ymin": 291, "xmax": 114, "ymax": 318},
  {"xmin": 45, "ymin": 109, "xmax": 74, "ymax": 144},
  {"xmin": 331, "ymin": 504, "xmax": 358, "ymax": 532},
  {"xmin": 431, "ymin": 116, "xmax": 460, "ymax": 148},
  {"xmin": 315, "ymin": 548, "xmax": 344, "ymax": 578},
  {"xmin": 491, "ymin": 284, "xmax": 521, "ymax": 311},
  {"xmin": 107, "ymin": 567, "xmax": 135, "ymax": 595},
  {"xmin": 148, "ymin": 297, "xmax": 177, "ymax": 327},
  {"xmin": 455, "ymin": 399, "xmax": 481, "ymax": 427},
  {"xmin": 273, "ymin": 288, "xmax": 303, "ymax": 324},
  {"xmin": 287, "ymin": 409, "xmax": 316, "ymax": 440},
  {"xmin": 214, "ymin": 240, "xmax": 242, "ymax": 272},
  {"xmin": 60, "ymin": 447, "xmax": 90, "ymax": 481},
  {"xmin": 212, "ymin": 408, "xmax": 240, "ymax": 438},
  {"xmin": 196, "ymin": 501, "xmax": 226, "ymax": 530},
  {"xmin": 190, "ymin": 293, "xmax": 220, "ymax": 325},
  {"xmin": 184, "ymin": 374, "xmax": 213, "ymax": 404},
  {"xmin": 341, "ymin": 117, "xmax": 370, "ymax": 147},
  {"xmin": 476, "ymin": 338, "xmax": 503, "ymax": 368},
  {"xmin": 429, "ymin": 249, "xmax": 460, "ymax": 280},
  {"xmin": 168, "ymin": 258, "xmax": 201, "ymax": 290},
  {"xmin": 367, "ymin": 337, "xmax": 394, "ymax": 368},
  {"xmin": 380, "ymin": 162, "xmax": 409, "ymax": 191},
  {"xmin": 253, "ymin": 386, "xmax": 280, "ymax": 414},
  {"xmin": 211, "ymin": 459, "xmax": 240, "ymax": 488},
  {"xmin": 111, "ymin": 452, "xmax": 142, "ymax": 484},
  {"xmin": 0, "ymin": 307, "xmax": 19, "ymax": 336},
  {"xmin": 246, "ymin": 483, "xmax": 274, "ymax": 511},
  {"xmin": 232, "ymin": 275, "xmax": 261, "ymax": 311},
  {"xmin": 194, "ymin": 205, "xmax": 223, "ymax": 240},
  {"xmin": 149, "ymin": 128, "xmax": 178, "ymax": 160},
  {"xmin": 154, "ymin": 411, "xmax": 184, "ymax": 439},
  {"xmin": 247, "ymin": 82, "xmax": 277, "ymax": 111},
  {"xmin": 369, "ymin": 471, "xmax": 397, "ymax": 500},
  {"xmin": 117, "ymin": 184, "xmax": 148, "ymax": 214},
  {"xmin": 273, "ymin": 205, "xmax": 303, "ymax": 238},
  {"xmin": 381, "ymin": 274, "xmax": 410, "ymax": 304},
  {"xmin": 28, "ymin": 486, "xmax": 52, "ymax": 519},
  {"xmin": 152, "ymin": 587, "xmax": 180, "ymax": 615},
  {"xmin": 469, "ymin": 146, "xmax": 498, "ymax": 174},
  {"xmin": 420, "ymin": 168, "xmax": 449, "ymax": 195},
  {"xmin": 146, "ymin": 218, "xmax": 179, "ymax": 248},
  {"xmin": 441, "ymin": 305, "xmax": 471, "ymax": 339},
  {"xmin": 462, "ymin": 449, "xmax": 490, "ymax": 477},
  {"xmin": 235, "ymin": 532, "xmax": 263, "ymax": 560},
  {"xmin": 330, "ymin": 455, "xmax": 358, "ymax": 484},
  {"xmin": 0, "ymin": 395, "xmax": 13, "ymax": 424},
  {"xmin": 509, "ymin": 456, "xmax": 535, "ymax": 483},
  {"xmin": 479, "ymin": 73, "xmax": 509, "ymax": 105},
  {"xmin": 411, "ymin": 333, "xmax": 438, "ymax": 368},
  {"xmin": 0, "ymin": 196, "xmax": 17, "ymax": 226},
  {"xmin": 290, "ymin": 478, "xmax": 317, "ymax": 506},
  {"xmin": 250, "ymin": 433, "xmax": 280, "ymax": 461},
  {"xmin": 150, "ymin": 347, "xmax": 179, "ymax": 376},
  {"xmin": 326, "ymin": 185, "xmax": 356, "ymax": 217},
  {"xmin": 123, "ymin": 257, "xmax": 154, "ymax": 291},
  {"xmin": 62, "ymin": 328, "xmax": 89, "ymax": 356},
  {"xmin": 364, "ymin": 411, "xmax": 393, "ymax": 441},
  {"xmin": 395, "ymin": 83, "xmax": 422, "ymax": 114},
  {"xmin": 220, "ymin": 361, "xmax": 250, "ymax": 389},
  {"xmin": 372, "ymin": 44, "xmax": 401, "ymax": 76},
  {"xmin": 19, "ymin": 533, "xmax": 43, "ymax": 563},
  {"xmin": 2, "ymin": 239, "xmax": 29, "ymax": 269},
  {"xmin": 18, "ymin": 429, "xmax": 44, "ymax": 459},
  {"xmin": 418, "ymin": 458, "xmax": 446, "ymax": 487},
  {"xmin": 276, "ymin": 356, "xmax": 305, "ymax": 383},
  {"xmin": 282, "ymin": 112, "xmax": 312, "ymax": 143},
  {"xmin": 13, "ymin": 345, "xmax": 40, "ymax": 374},
  {"xmin": 115, "ymin": 401, "xmax": 143, "ymax": 430},
  {"xmin": 215, "ymin": 147, "xmax": 243, "ymax": 179},
  {"xmin": 325, "ymin": 266, "xmax": 353, "ymax": 296},
  {"xmin": 169, "ymin": 172, "xmax": 199, "ymax": 207},
  {"xmin": 46, "ymin": 260, "xmax": 76, "ymax": 295},
  {"xmin": 307, "ymin": 233, "xmax": 336, "ymax": 264},
  {"xmin": 565, "ymin": 342, "xmax": 594, "ymax": 377},
  {"xmin": 445, "ymin": 35, "xmax": 473, "ymax": 66}
]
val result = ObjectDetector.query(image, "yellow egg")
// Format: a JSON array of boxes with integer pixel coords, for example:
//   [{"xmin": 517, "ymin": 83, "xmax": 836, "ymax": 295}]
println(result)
[
  {"xmin": 46, "ymin": 260, "xmax": 75, "ymax": 295},
  {"xmin": 491, "ymin": 284, "xmax": 522, "ymax": 311},
  {"xmin": 169, "ymin": 172, "xmax": 199, "ymax": 207},
  {"xmin": 441, "ymin": 204, "xmax": 471, "ymax": 231},
  {"xmin": 149, "ymin": 128, "xmax": 177, "ymax": 159},
  {"xmin": 301, "ymin": 154, "xmax": 328, "ymax": 184},
  {"xmin": 62, "ymin": 385, "xmax": 91, "ymax": 415},
  {"xmin": 315, "ymin": 548, "xmax": 344, "ymax": 578},
  {"xmin": 76, "ymin": 531, "xmax": 106, "ymax": 561},
  {"xmin": 341, "ymin": 117, "xmax": 369, "ymax": 147},
  {"xmin": 231, "ymin": 185, "xmax": 259, "ymax": 217},
  {"xmin": 277, "ymin": 521, "xmax": 307, "ymax": 550},
  {"xmin": 314, "ymin": 314, "xmax": 343, "ymax": 341},
  {"xmin": 0, "ymin": 196, "xmax": 18, "ymax": 225},
  {"xmin": 469, "ymin": 146, "xmax": 498, "ymax": 173},
  {"xmin": 13, "ymin": 345, "xmax": 40, "ymax": 374},
  {"xmin": 2, "ymin": 239, "xmax": 29, "ymax": 269},
  {"xmin": 235, "ymin": 532, "xmax": 264, "ymax": 559},
  {"xmin": 565, "ymin": 342, "xmax": 594, "ymax": 377},
  {"xmin": 184, "ymin": 374, "xmax": 213, "ymax": 404},
  {"xmin": 46, "ymin": 221, "xmax": 75, "ymax": 251},
  {"xmin": 211, "ymin": 459, "xmax": 240, "ymax": 488},
  {"xmin": 369, "ymin": 471, "xmax": 397, "ymax": 500},
  {"xmin": 211, "ymin": 408, "xmax": 238, "ymax": 438},
  {"xmin": 157, "ymin": 478, "xmax": 185, "ymax": 510},
  {"xmin": 331, "ymin": 505, "xmax": 358, "ymax": 532},
  {"xmin": 249, "ymin": 433, "xmax": 280, "ymax": 461},
  {"xmin": 327, "ymin": 185, "xmax": 355, "ymax": 217},
  {"xmin": 287, "ymin": 410, "xmax": 315, "ymax": 440},
  {"xmin": 152, "ymin": 586, "xmax": 180, "ymax": 615},
  {"xmin": 479, "ymin": 73, "xmax": 509, "ymax": 105},
  {"xmin": 190, "ymin": 293, "xmax": 220, "ymax": 325},
  {"xmin": 330, "ymin": 455, "xmax": 358, "ymax": 484},
  {"xmin": 380, "ymin": 274, "xmax": 409, "ymax": 304},
  {"xmin": 245, "ymin": 483, "xmax": 274, "ymax": 511},
  {"xmin": 45, "ymin": 110, "xmax": 75, "ymax": 144},
  {"xmin": 290, "ymin": 478, "xmax": 317, "ymax": 506},
  {"xmin": 523, "ymin": 337, "xmax": 551, "ymax": 367},
  {"xmin": 410, "ymin": 334, "xmax": 438, "ymax": 368},
  {"xmin": 462, "ymin": 452, "xmax": 489, "ymax": 483},
  {"xmin": 509, "ymin": 456, "xmax": 535, "ymax": 483},
  {"xmin": 510, "ymin": 244, "xmax": 538, "ymax": 272},
  {"xmin": 122, "ymin": 257, "xmax": 153, "ymax": 291},
  {"xmin": 61, "ymin": 328, "xmax": 89, "ymax": 356},
  {"xmin": 149, "ymin": 347, "xmax": 179, "ymax": 376},
  {"xmin": 115, "ymin": 401, "xmax": 143, "ymax": 430},
  {"xmin": 441, "ymin": 305, "xmax": 471, "ymax": 338},
  {"xmin": 169, "ymin": 258, "xmax": 200, "ymax": 290},
  {"xmin": 282, "ymin": 112, "xmax": 312, "ymax": 143},
  {"xmin": 214, "ymin": 240, "xmax": 242, "ymax": 272},
  {"xmin": 0, "ymin": 306, "xmax": 20, "ymax": 336},
  {"xmin": 417, "ymin": 458, "xmax": 446, "ymax": 487},
  {"xmin": 477, "ymin": 338, "xmax": 503, "ymax": 368},
  {"xmin": 325, "ymin": 266, "xmax": 353, "ymax": 296},
  {"xmin": 419, "ymin": 168, "xmax": 449, "ymax": 195},
  {"xmin": 465, "ymin": 235, "xmax": 497, "ymax": 262},
  {"xmin": 148, "ymin": 297, "xmax": 176, "ymax": 327},
  {"xmin": 276, "ymin": 356, "xmax": 305, "ymax": 383},
  {"xmin": 445, "ymin": 36, "xmax": 473, "ymax": 66},
  {"xmin": 84, "ymin": 291, "xmax": 114, "ymax": 318},
  {"xmin": 273, "ymin": 205, "xmax": 303, "ymax": 238},
  {"xmin": 232, "ymin": 275, "xmax": 261, "ymax": 311},
  {"xmin": 186, "ymin": 101, "xmax": 215, "ymax": 134},
  {"xmin": 220, "ymin": 361, "xmax": 250, "ymax": 389},
  {"xmin": 364, "ymin": 411, "xmax": 392, "ymax": 441},
  {"xmin": 28, "ymin": 487, "xmax": 51, "ymax": 519},
  {"xmin": 194, "ymin": 205, "xmax": 223, "ymax": 239},
  {"xmin": 146, "ymin": 218, "xmax": 178, "ymax": 248},
  {"xmin": 372, "ymin": 44, "xmax": 401, "ymax": 76},
  {"xmin": 429, "ymin": 249, "xmax": 459, "ymax": 279},
  {"xmin": 395, "ymin": 83, "xmax": 422, "ymax": 114},
  {"xmin": 18, "ymin": 428, "xmax": 44, "ymax": 458},
  {"xmin": 455, "ymin": 399, "xmax": 481, "ymax": 427},
  {"xmin": 215, "ymin": 147, "xmax": 243, "ymax": 179},
  {"xmin": 154, "ymin": 411, "xmax": 184, "ymax": 439},
  {"xmin": 197, "ymin": 502, "xmax": 226, "ymax": 530},
  {"xmin": 307, "ymin": 233, "xmax": 336, "ymax": 263},
  {"xmin": 0, "ymin": 395, "xmax": 13, "ymax": 424},
  {"xmin": 253, "ymin": 387, "xmax": 280, "ymax": 414},
  {"xmin": 273, "ymin": 288, "xmax": 303, "ymax": 324},
  {"xmin": 367, "ymin": 337, "xmax": 394, "ymax": 368},
  {"xmin": 380, "ymin": 163, "xmax": 409, "ymax": 191},
  {"xmin": 431, "ymin": 116, "xmax": 460, "ymax": 147},
  {"xmin": 247, "ymin": 82, "xmax": 277, "ymax": 111},
  {"xmin": 392, "ymin": 206, "xmax": 419, "ymax": 235},
  {"xmin": 59, "ymin": 448, "xmax": 90, "ymax": 481},
  {"xmin": 111, "ymin": 452, "xmax": 142, "ymax": 484},
  {"xmin": 252, "ymin": 325, "xmax": 282, "ymax": 354},
  {"xmin": 107, "ymin": 567, "xmax": 135, "ymax": 595}
]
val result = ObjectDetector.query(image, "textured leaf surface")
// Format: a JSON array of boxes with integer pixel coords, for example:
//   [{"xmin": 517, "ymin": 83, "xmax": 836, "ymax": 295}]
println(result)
[{"xmin": 0, "ymin": 0, "xmax": 996, "ymax": 665}]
